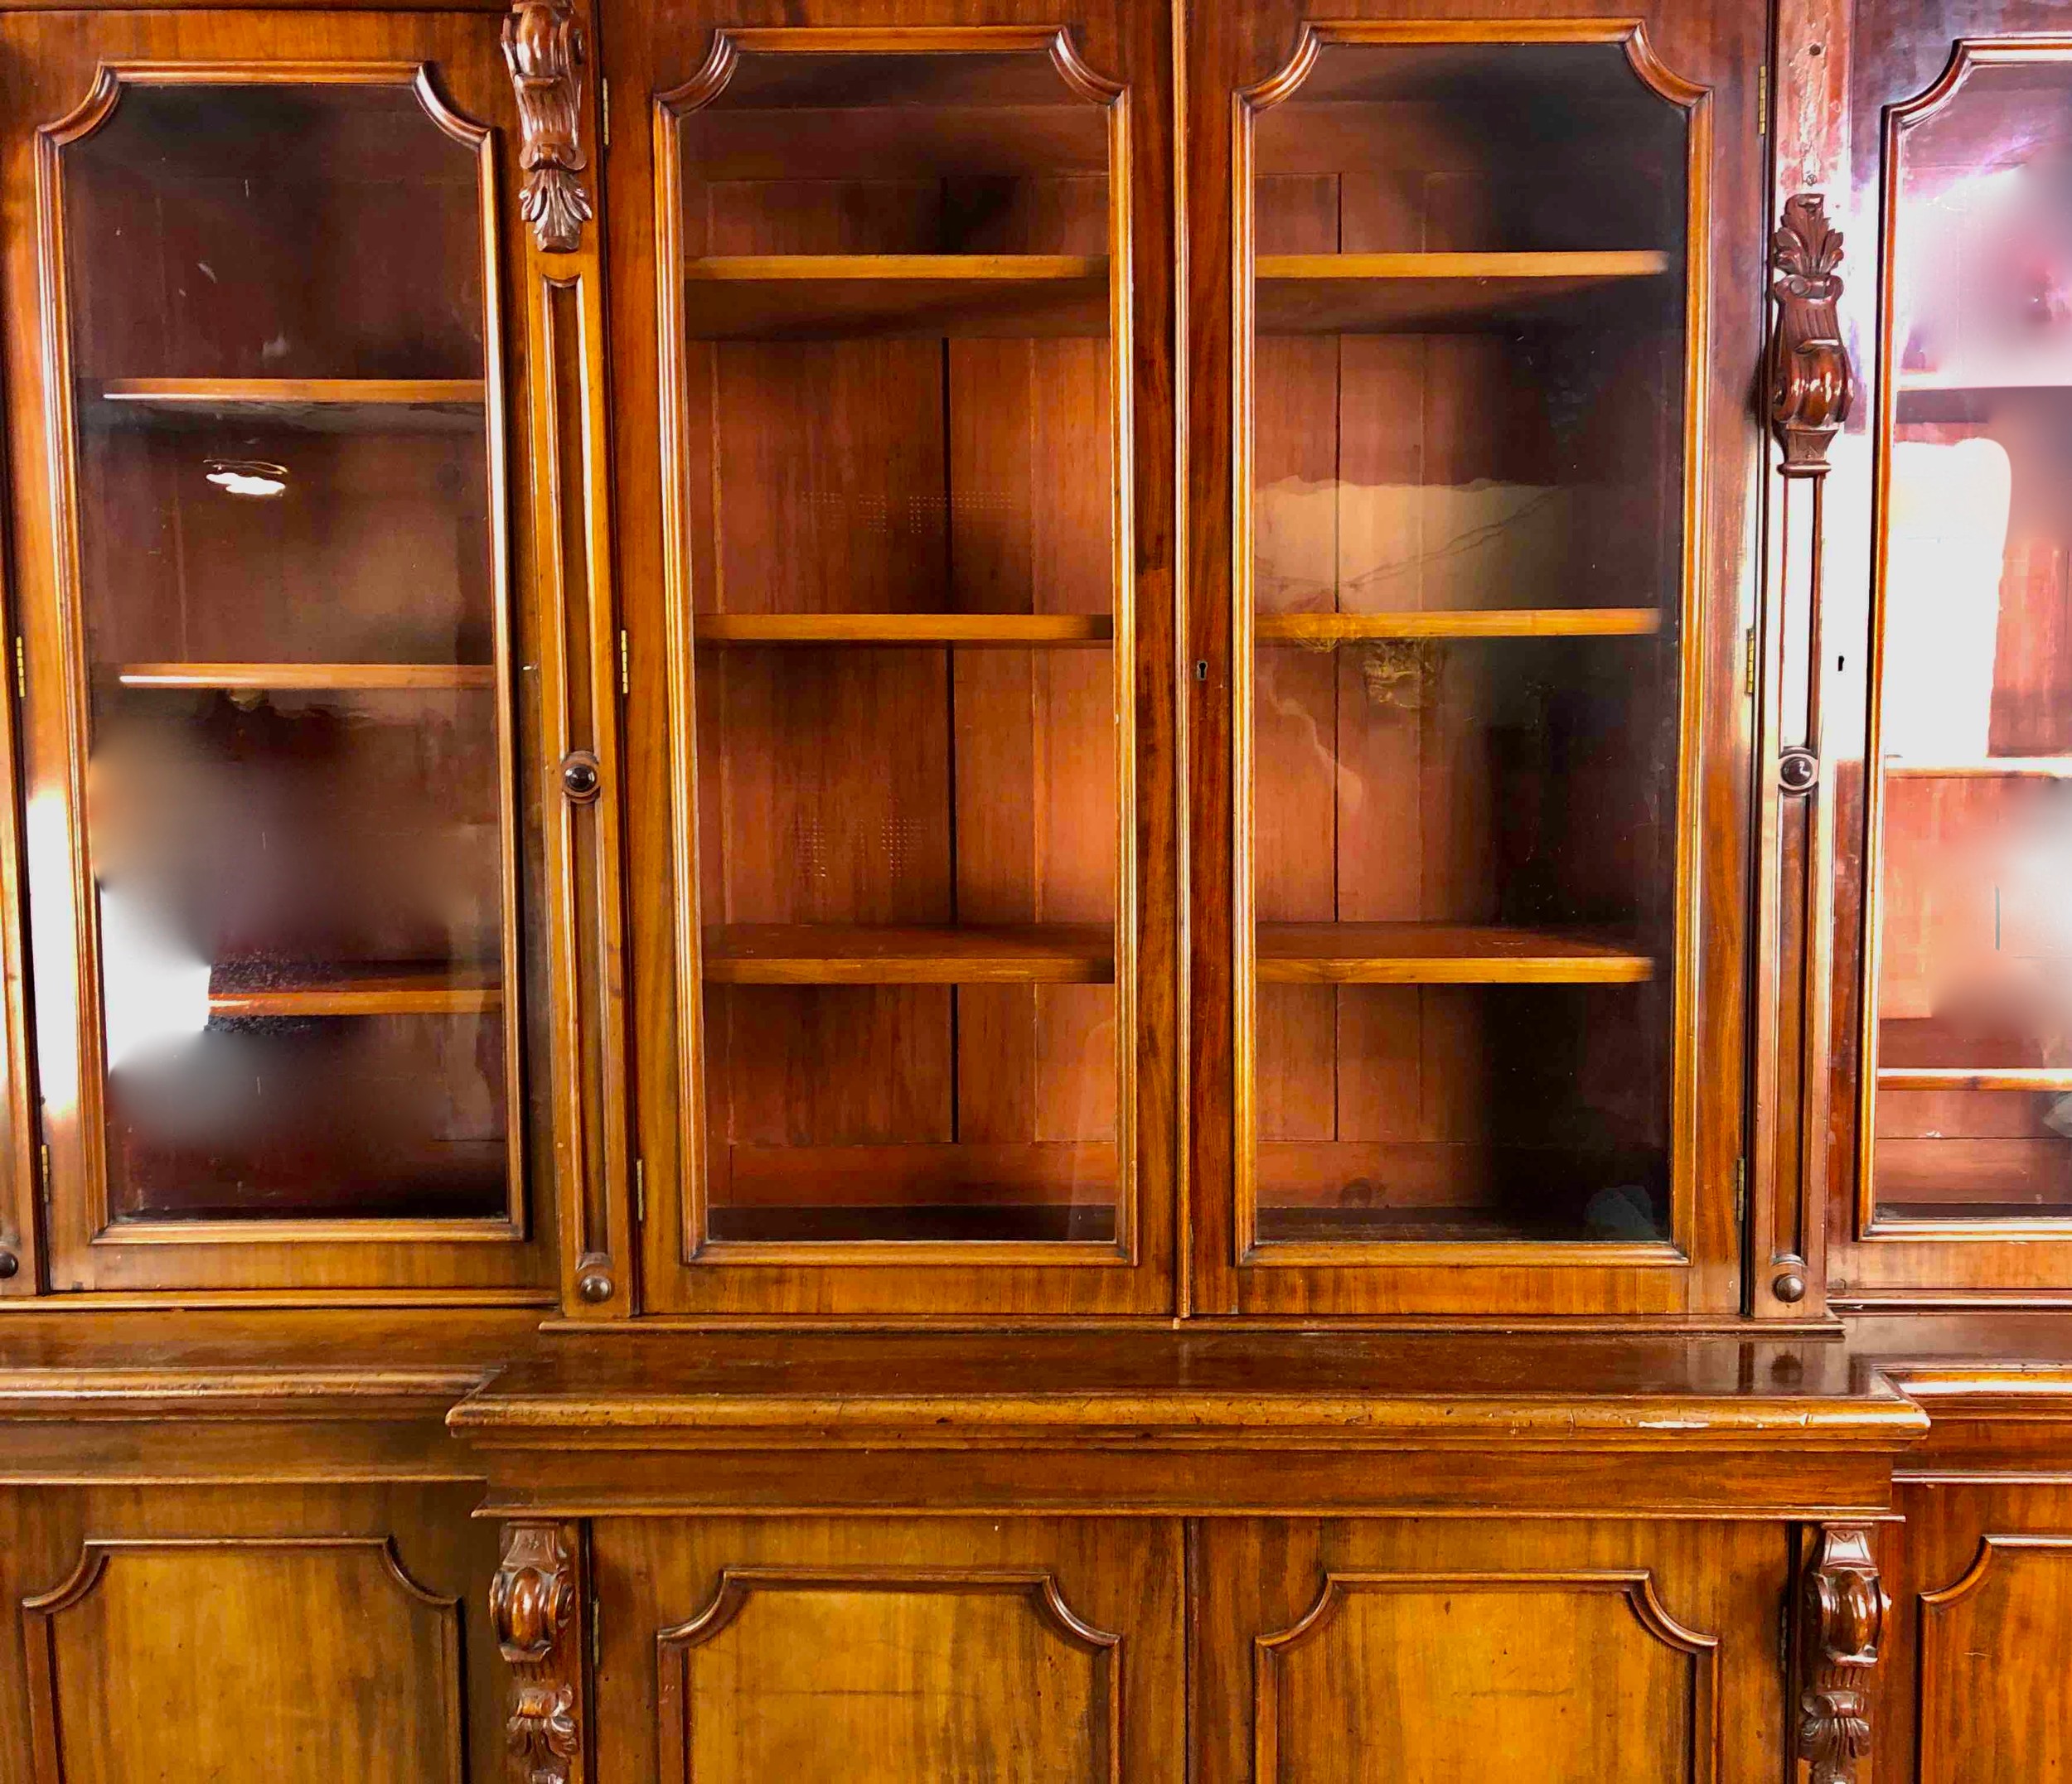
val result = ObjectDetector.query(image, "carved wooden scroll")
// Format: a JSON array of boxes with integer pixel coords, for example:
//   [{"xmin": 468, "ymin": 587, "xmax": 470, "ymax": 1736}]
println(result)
[
  {"xmin": 1796, "ymin": 1525, "xmax": 1887, "ymax": 1784},
  {"xmin": 503, "ymin": 0, "xmax": 593, "ymax": 252},
  {"xmin": 492, "ymin": 1522, "xmax": 582, "ymax": 1784},
  {"xmin": 1769, "ymin": 194, "xmax": 1851, "ymax": 474}
]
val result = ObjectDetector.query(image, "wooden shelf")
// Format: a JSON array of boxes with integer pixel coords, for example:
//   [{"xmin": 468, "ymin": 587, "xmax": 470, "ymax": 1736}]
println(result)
[
  {"xmin": 1256, "ymin": 251, "xmax": 1673, "ymax": 335},
  {"xmin": 695, "ymin": 613, "xmax": 1111, "ymax": 648},
  {"xmin": 115, "ymin": 662, "xmax": 495, "ymax": 692},
  {"xmin": 704, "ymin": 923, "xmax": 1115, "ymax": 984},
  {"xmin": 1256, "ymin": 608, "xmax": 1661, "ymax": 643},
  {"xmin": 683, "ymin": 254, "xmax": 1109, "ymax": 339},
  {"xmin": 207, "ymin": 961, "xmax": 502, "ymax": 1018},
  {"xmin": 1878, "ymin": 1066, "xmax": 2072, "ymax": 1093},
  {"xmin": 1256, "ymin": 923, "xmax": 1653, "ymax": 984},
  {"xmin": 707, "ymin": 1204, "xmax": 1119, "ymax": 1245},
  {"xmin": 1883, "ymin": 756, "xmax": 2072, "ymax": 778},
  {"xmin": 86, "ymin": 377, "xmax": 487, "ymax": 433}
]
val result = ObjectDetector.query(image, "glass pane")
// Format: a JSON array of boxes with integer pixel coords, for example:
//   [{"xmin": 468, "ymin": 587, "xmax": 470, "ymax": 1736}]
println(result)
[
  {"xmin": 1247, "ymin": 41, "xmax": 1689, "ymax": 1246},
  {"xmin": 62, "ymin": 80, "xmax": 513, "ymax": 1224},
  {"xmin": 1871, "ymin": 52, "xmax": 2072, "ymax": 1223},
  {"xmin": 675, "ymin": 47, "xmax": 1124, "ymax": 1245}
]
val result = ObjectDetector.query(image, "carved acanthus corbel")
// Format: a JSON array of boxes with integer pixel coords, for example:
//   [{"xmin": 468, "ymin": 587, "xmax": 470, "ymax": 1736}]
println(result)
[
  {"xmin": 503, "ymin": 0, "xmax": 593, "ymax": 252},
  {"xmin": 1796, "ymin": 1525, "xmax": 1887, "ymax": 1784},
  {"xmin": 1769, "ymin": 194, "xmax": 1852, "ymax": 475},
  {"xmin": 491, "ymin": 1522, "xmax": 582, "ymax": 1784}
]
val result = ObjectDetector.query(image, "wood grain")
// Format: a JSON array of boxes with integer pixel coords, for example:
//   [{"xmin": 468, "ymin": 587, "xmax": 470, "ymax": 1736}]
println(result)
[
  {"xmin": 1257, "ymin": 922, "xmax": 1654, "ymax": 983},
  {"xmin": 704, "ymin": 922, "xmax": 1113, "ymax": 984},
  {"xmin": 695, "ymin": 612, "xmax": 1112, "ymax": 645},
  {"xmin": 114, "ymin": 662, "xmax": 496, "ymax": 690}
]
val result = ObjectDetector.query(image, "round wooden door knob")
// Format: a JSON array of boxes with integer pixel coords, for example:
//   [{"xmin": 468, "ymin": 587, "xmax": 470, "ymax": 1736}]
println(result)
[{"xmin": 560, "ymin": 750, "xmax": 603, "ymax": 805}]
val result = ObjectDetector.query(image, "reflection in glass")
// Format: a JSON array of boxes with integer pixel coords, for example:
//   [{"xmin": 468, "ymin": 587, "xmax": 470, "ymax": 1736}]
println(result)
[
  {"xmin": 1246, "ymin": 40, "xmax": 1691, "ymax": 1246},
  {"xmin": 1872, "ymin": 51, "xmax": 2072, "ymax": 1223}
]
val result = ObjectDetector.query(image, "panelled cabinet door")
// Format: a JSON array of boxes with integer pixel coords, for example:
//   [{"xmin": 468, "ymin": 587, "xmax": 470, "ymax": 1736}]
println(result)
[
  {"xmin": 0, "ymin": 12, "xmax": 606, "ymax": 1295},
  {"xmin": 590, "ymin": 1516, "xmax": 1184, "ymax": 1782},
  {"xmin": 1827, "ymin": 1, "xmax": 2072, "ymax": 1304},
  {"xmin": 1188, "ymin": 1, "xmax": 1765, "ymax": 1313},
  {"xmin": 617, "ymin": 0, "xmax": 1179, "ymax": 1316},
  {"xmin": 1887, "ymin": 1482, "xmax": 2072, "ymax": 1782},
  {"xmin": 1193, "ymin": 1519, "xmax": 1788, "ymax": 1783}
]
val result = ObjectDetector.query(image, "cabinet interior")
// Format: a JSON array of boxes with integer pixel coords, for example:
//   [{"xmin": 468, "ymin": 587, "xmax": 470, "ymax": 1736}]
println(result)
[{"xmin": 674, "ymin": 46, "xmax": 1128, "ymax": 1247}]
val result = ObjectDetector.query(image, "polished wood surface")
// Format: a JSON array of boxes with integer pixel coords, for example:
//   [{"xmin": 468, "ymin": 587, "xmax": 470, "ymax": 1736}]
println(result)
[
  {"xmin": 597, "ymin": 1517, "xmax": 1180, "ymax": 1783},
  {"xmin": 1197, "ymin": 1518, "xmax": 1779, "ymax": 1784},
  {"xmin": 0, "ymin": 2, "xmax": 2069, "ymax": 1781},
  {"xmin": 0, "ymin": 1479, "xmax": 506, "ymax": 1784}
]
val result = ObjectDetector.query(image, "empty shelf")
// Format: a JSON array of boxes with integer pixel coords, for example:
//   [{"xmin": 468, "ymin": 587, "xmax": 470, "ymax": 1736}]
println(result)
[
  {"xmin": 684, "ymin": 254, "xmax": 1109, "ymax": 339},
  {"xmin": 704, "ymin": 923, "xmax": 1115, "ymax": 984},
  {"xmin": 695, "ymin": 613, "xmax": 1111, "ymax": 647},
  {"xmin": 1256, "ymin": 250, "xmax": 1673, "ymax": 334},
  {"xmin": 88, "ymin": 378, "xmax": 487, "ymax": 433},
  {"xmin": 207, "ymin": 961, "xmax": 502, "ymax": 1018},
  {"xmin": 1257, "ymin": 608, "xmax": 1661, "ymax": 643},
  {"xmin": 116, "ymin": 663, "xmax": 495, "ymax": 692},
  {"xmin": 1257, "ymin": 923, "xmax": 1653, "ymax": 984}
]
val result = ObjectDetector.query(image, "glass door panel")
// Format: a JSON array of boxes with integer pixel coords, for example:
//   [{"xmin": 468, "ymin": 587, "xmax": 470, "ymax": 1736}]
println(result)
[
  {"xmin": 670, "ymin": 41, "xmax": 1130, "ymax": 1253},
  {"xmin": 46, "ymin": 70, "xmax": 520, "ymax": 1232},
  {"xmin": 1242, "ymin": 35, "xmax": 1694, "ymax": 1253},
  {"xmin": 1867, "ymin": 46, "xmax": 2072, "ymax": 1228}
]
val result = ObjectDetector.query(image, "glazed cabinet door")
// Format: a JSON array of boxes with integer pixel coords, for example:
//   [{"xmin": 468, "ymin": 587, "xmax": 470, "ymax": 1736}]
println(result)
[
  {"xmin": 611, "ymin": 2, "xmax": 1179, "ymax": 1316},
  {"xmin": 0, "ymin": 11, "xmax": 614, "ymax": 1297},
  {"xmin": 1194, "ymin": 1519, "xmax": 1789, "ymax": 1783},
  {"xmin": 588, "ymin": 1516, "xmax": 1184, "ymax": 1781},
  {"xmin": 1821, "ymin": 1, "xmax": 2072, "ymax": 1305},
  {"xmin": 1188, "ymin": 2, "xmax": 1767, "ymax": 1313}
]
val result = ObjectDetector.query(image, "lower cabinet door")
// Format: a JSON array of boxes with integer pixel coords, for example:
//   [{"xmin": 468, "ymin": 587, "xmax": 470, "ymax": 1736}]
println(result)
[
  {"xmin": 1195, "ymin": 1519, "xmax": 1790, "ymax": 1784},
  {"xmin": 1889, "ymin": 1481, "xmax": 2072, "ymax": 1784},
  {"xmin": 0, "ymin": 1482, "xmax": 501, "ymax": 1784},
  {"xmin": 593, "ymin": 1516, "xmax": 1185, "ymax": 1782}
]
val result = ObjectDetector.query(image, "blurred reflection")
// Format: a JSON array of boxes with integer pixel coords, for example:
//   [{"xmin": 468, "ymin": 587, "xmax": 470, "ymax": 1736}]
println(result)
[
  {"xmin": 1874, "ymin": 59, "xmax": 2072, "ymax": 1219},
  {"xmin": 86, "ymin": 686, "xmax": 506, "ymax": 1221},
  {"xmin": 88, "ymin": 689, "xmax": 501, "ymax": 974}
]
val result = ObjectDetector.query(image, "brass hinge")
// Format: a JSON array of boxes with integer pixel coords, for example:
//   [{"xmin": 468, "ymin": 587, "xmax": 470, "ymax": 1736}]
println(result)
[
  {"xmin": 632, "ymin": 1157, "xmax": 645, "ymax": 1226},
  {"xmin": 588, "ymin": 1597, "xmax": 602, "ymax": 1674},
  {"xmin": 599, "ymin": 77, "xmax": 612, "ymax": 149},
  {"xmin": 619, "ymin": 628, "xmax": 630, "ymax": 699},
  {"xmin": 1744, "ymin": 626, "xmax": 1757, "ymax": 698},
  {"xmin": 38, "ymin": 1142, "xmax": 50, "ymax": 1207},
  {"xmin": 1757, "ymin": 65, "xmax": 1769, "ymax": 136},
  {"xmin": 1736, "ymin": 1155, "xmax": 1748, "ymax": 1227},
  {"xmin": 12, "ymin": 636, "xmax": 22, "ymax": 701}
]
